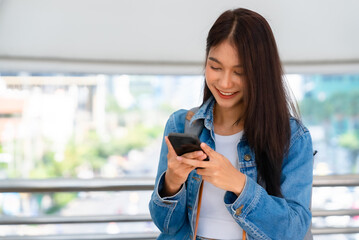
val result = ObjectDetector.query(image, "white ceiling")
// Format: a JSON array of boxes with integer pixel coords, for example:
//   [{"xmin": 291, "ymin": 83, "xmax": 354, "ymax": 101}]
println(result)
[{"xmin": 0, "ymin": 0, "xmax": 358, "ymax": 74}]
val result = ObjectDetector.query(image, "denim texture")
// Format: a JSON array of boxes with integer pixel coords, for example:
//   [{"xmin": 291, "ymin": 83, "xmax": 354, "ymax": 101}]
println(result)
[{"xmin": 149, "ymin": 97, "xmax": 314, "ymax": 240}]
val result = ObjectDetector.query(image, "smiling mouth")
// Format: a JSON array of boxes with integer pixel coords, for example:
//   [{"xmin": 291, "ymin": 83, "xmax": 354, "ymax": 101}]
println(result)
[
  {"xmin": 216, "ymin": 88, "xmax": 239, "ymax": 97},
  {"xmin": 219, "ymin": 90, "xmax": 236, "ymax": 96}
]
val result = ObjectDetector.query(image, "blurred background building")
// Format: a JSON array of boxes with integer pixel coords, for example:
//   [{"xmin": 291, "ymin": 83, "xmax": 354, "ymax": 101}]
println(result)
[{"xmin": 0, "ymin": 0, "xmax": 358, "ymax": 239}]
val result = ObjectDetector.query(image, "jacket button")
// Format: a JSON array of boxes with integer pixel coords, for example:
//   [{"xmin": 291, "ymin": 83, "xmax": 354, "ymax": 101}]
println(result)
[
  {"xmin": 235, "ymin": 205, "xmax": 244, "ymax": 215},
  {"xmin": 244, "ymin": 154, "xmax": 251, "ymax": 161}
]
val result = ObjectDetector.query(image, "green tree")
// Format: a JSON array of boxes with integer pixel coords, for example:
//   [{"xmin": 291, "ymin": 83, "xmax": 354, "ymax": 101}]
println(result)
[
  {"xmin": 0, "ymin": 144, "xmax": 6, "ymax": 170},
  {"xmin": 300, "ymin": 91, "xmax": 359, "ymax": 172},
  {"xmin": 339, "ymin": 132, "xmax": 359, "ymax": 172},
  {"xmin": 300, "ymin": 97, "xmax": 331, "ymax": 124}
]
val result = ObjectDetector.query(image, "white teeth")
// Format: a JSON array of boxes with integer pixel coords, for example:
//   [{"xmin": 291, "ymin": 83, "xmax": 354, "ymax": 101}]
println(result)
[{"xmin": 219, "ymin": 91, "xmax": 235, "ymax": 96}]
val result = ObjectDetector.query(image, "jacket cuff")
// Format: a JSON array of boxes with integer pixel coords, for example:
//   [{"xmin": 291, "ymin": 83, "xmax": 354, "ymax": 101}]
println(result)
[
  {"xmin": 224, "ymin": 175, "xmax": 262, "ymax": 219},
  {"xmin": 155, "ymin": 171, "xmax": 186, "ymax": 203}
]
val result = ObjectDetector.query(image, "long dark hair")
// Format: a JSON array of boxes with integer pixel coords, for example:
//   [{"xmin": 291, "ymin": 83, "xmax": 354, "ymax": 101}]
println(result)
[{"xmin": 203, "ymin": 8, "xmax": 299, "ymax": 197}]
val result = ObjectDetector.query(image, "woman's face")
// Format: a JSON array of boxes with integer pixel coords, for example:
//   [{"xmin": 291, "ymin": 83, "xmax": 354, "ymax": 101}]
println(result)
[{"xmin": 205, "ymin": 40, "xmax": 245, "ymax": 111}]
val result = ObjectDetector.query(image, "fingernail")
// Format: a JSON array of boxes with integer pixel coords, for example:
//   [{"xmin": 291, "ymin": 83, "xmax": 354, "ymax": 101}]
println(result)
[{"xmin": 176, "ymin": 156, "xmax": 182, "ymax": 161}]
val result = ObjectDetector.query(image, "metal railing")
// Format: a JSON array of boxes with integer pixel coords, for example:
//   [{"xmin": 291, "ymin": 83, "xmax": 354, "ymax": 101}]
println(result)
[
  {"xmin": 311, "ymin": 174, "xmax": 359, "ymax": 235},
  {"xmin": 0, "ymin": 175, "xmax": 358, "ymax": 239},
  {"xmin": 3, "ymin": 233, "xmax": 159, "ymax": 240}
]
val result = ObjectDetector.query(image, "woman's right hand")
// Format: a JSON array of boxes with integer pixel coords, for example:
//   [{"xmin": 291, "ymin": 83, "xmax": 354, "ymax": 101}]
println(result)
[{"xmin": 161, "ymin": 136, "xmax": 207, "ymax": 197}]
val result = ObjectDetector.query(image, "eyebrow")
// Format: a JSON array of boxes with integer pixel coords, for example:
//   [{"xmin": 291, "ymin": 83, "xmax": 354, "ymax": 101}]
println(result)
[{"xmin": 208, "ymin": 57, "xmax": 243, "ymax": 68}]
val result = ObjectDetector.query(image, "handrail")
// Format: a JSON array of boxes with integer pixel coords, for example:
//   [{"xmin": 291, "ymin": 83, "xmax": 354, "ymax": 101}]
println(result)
[
  {"xmin": 3, "ymin": 233, "xmax": 159, "ymax": 240},
  {"xmin": 312, "ymin": 227, "xmax": 359, "ymax": 235},
  {"xmin": 0, "ymin": 214, "xmax": 153, "ymax": 225},
  {"xmin": 0, "ymin": 174, "xmax": 358, "ymax": 237},
  {"xmin": 2, "ymin": 209, "xmax": 358, "ymax": 225},
  {"xmin": 313, "ymin": 174, "xmax": 359, "ymax": 187},
  {"xmin": 0, "ymin": 177, "xmax": 155, "ymax": 192},
  {"xmin": 312, "ymin": 209, "xmax": 359, "ymax": 217},
  {"xmin": 0, "ymin": 174, "xmax": 358, "ymax": 193}
]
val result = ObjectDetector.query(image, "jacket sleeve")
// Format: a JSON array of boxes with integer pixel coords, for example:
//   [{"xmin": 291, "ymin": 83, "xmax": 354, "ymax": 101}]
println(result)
[
  {"xmin": 224, "ymin": 128, "xmax": 314, "ymax": 240},
  {"xmin": 148, "ymin": 111, "xmax": 188, "ymax": 234}
]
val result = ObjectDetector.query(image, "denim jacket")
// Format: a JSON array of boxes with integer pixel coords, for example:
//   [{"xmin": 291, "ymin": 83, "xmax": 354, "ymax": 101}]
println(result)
[{"xmin": 149, "ymin": 97, "xmax": 313, "ymax": 240}]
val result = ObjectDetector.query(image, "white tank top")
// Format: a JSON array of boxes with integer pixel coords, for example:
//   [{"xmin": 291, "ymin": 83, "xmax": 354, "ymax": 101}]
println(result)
[{"xmin": 197, "ymin": 131, "xmax": 243, "ymax": 240}]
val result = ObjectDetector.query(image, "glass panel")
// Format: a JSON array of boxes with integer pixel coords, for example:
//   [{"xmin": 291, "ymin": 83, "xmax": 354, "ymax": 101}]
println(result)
[
  {"xmin": 0, "ymin": 73, "xmax": 203, "ymax": 236},
  {"xmin": 286, "ymin": 74, "xmax": 359, "ymax": 238},
  {"xmin": 0, "ymin": 74, "xmax": 203, "ymax": 179},
  {"xmin": 290, "ymin": 74, "xmax": 359, "ymax": 175},
  {"xmin": 0, "ymin": 73, "xmax": 358, "ymax": 237}
]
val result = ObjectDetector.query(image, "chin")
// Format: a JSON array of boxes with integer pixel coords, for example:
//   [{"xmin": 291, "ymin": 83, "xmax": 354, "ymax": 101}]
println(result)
[
  {"xmin": 209, "ymin": 89, "xmax": 243, "ymax": 108},
  {"xmin": 215, "ymin": 99, "xmax": 242, "ymax": 110}
]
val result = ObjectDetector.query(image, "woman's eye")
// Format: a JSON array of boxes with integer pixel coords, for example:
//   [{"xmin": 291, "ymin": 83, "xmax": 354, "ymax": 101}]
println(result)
[
  {"xmin": 234, "ymin": 72, "xmax": 243, "ymax": 76},
  {"xmin": 210, "ymin": 66, "xmax": 221, "ymax": 71}
]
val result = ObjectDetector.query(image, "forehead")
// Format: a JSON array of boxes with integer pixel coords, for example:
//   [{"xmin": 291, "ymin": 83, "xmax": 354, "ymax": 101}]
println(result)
[{"xmin": 208, "ymin": 40, "xmax": 240, "ymax": 64}]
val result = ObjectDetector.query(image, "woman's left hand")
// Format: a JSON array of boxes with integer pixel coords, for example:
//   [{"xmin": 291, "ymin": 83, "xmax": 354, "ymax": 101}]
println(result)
[{"xmin": 177, "ymin": 142, "xmax": 246, "ymax": 196}]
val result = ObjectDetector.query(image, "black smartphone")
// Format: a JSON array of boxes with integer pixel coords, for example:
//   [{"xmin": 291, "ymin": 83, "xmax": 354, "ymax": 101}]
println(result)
[{"xmin": 168, "ymin": 132, "xmax": 203, "ymax": 156}]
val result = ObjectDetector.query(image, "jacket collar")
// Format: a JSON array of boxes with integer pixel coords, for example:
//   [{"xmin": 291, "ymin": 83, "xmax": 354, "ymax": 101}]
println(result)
[
  {"xmin": 189, "ymin": 96, "xmax": 248, "ymax": 142},
  {"xmin": 189, "ymin": 96, "xmax": 215, "ymax": 131}
]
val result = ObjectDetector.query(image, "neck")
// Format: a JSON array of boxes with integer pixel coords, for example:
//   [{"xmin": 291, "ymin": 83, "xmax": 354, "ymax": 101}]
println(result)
[{"xmin": 213, "ymin": 103, "xmax": 244, "ymax": 135}]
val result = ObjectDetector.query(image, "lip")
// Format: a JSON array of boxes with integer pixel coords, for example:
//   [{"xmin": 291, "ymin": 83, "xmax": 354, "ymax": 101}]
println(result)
[{"xmin": 216, "ymin": 88, "xmax": 239, "ymax": 99}]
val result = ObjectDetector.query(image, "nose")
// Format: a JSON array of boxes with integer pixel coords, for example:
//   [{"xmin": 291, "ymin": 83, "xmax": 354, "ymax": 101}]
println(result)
[{"xmin": 218, "ymin": 71, "xmax": 234, "ymax": 89}]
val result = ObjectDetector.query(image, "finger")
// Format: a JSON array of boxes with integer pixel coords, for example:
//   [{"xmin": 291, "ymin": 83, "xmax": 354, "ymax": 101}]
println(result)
[
  {"xmin": 177, "ymin": 156, "xmax": 208, "ymax": 169},
  {"xmin": 196, "ymin": 171, "xmax": 210, "ymax": 182},
  {"xmin": 165, "ymin": 136, "xmax": 178, "ymax": 156},
  {"xmin": 187, "ymin": 165, "xmax": 197, "ymax": 172},
  {"xmin": 201, "ymin": 176, "xmax": 209, "ymax": 182},
  {"xmin": 196, "ymin": 168, "xmax": 207, "ymax": 176},
  {"xmin": 198, "ymin": 153, "xmax": 209, "ymax": 161},
  {"xmin": 182, "ymin": 151, "xmax": 205, "ymax": 159},
  {"xmin": 200, "ymin": 142, "xmax": 216, "ymax": 158}
]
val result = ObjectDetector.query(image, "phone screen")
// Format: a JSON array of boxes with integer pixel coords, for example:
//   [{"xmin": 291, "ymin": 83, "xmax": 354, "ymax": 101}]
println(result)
[{"xmin": 168, "ymin": 133, "xmax": 202, "ymax": 156}]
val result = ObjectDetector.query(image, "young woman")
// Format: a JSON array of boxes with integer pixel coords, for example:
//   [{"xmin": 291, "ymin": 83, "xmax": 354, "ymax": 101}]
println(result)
[{"xmin": 149, "ymin": 8, "xmax": 313, "ymax": 240}]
